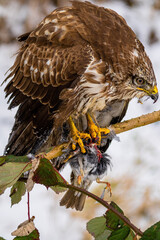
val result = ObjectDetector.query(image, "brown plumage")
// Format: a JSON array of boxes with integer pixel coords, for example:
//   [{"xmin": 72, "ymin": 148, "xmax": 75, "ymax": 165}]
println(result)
[{"xmin": 3, "ymin": 1, "xmax": 158, "ymax": 210}]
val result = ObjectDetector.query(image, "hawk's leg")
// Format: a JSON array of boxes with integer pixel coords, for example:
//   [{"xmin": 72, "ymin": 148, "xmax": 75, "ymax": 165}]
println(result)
[
  {"xmin": 86, "ymin": 113, "xmax": 110, "ymax": 145},
  {"xmin": 96, "ymin": 178, "xmax": 112, "ymax": 197},
  {"xmin": 69, "ymin": 116, "xmax": 91, "ymax": 153}
]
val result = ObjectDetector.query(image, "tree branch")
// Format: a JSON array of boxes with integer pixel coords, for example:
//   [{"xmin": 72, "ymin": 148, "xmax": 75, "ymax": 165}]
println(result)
[
  {"xmin": 44, "ymin": 110, "xmax": 160, "ymax": 160},
  {"xmin": 2, "ymin": 110, "xmax": 159, "ymax": 238},
  {"xmin": 41, "ymin": 110, "xmax": 159, "ymax": 236},
  {"xmin": 58, "ymin": 182, "xmax": 143, "ymax": 236},
  {"xmin": 111, "ymin": 110, "xmax": 160, "ymax": 134}
]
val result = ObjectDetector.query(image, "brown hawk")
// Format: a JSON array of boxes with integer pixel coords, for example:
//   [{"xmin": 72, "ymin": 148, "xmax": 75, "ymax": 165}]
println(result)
[{"xmin": 3, "ymin": 1, "xmax": 158, "ymax": 210}]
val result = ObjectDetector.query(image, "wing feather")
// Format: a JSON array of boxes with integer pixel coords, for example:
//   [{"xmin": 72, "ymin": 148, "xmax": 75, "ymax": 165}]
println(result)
[
  {"xmin": 5, "ymin": 43, "xmax": 92, "ymax": 107},
  {"xmin": 3, "ymin": 3, "xmax": 94, "ymax": 155},
  {"xmin": 12, "ymin": 72, "xmax": 23, "ymax": 87}
]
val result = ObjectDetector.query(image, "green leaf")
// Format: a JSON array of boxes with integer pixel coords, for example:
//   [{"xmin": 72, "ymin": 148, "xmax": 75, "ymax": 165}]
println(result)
[
  {"xmin": 0, "ymin": 157, "xmax": 5, "ymax": 165},
  {"xmin": 0, "ymin": 162, "xmax": 31, "ymax": 194},
  {"xmin": 10, "ymin": 181, "xmax": 26, "ymax": 206},
  {"xmin": 108, "ymin": 226, "xmax": 130, "ymax": 240},
  {"xmin": 96, "ymin": 229, "xmax": 111, "ymax": 240},
  {"xmin": 0, "ymin": 155, "xmax": 30, "ymax": 164},
  {"xmin": 125, "ymin": 231, "xmax": 135, "ymax": 240},
  {"xmin": 50, "ymin": 185, "xmax": 67, "ymax": 193},
  {"xmin": 50, "ymin": 167, "xmax": 67, "ymax": 193},
  {"xmin": 87, "ymin": 216, "xmax": 108, "ymax": 238},
  {"xmin": 32, "ymin": 158, "xmax": 67, "ymax": 190},
  {"xmin": 13, "ymin": 229, "xmax": 39, "ymax": 240},
  {"xmin": 105, "ymin": 202, "xmax": 124, "ymax": 230},
  {"xmin": 0, "ymin": 237, "xmax": 7, "ymax": 240},
  {"xmin": 140, "ymin": 221, "xmax": 160, "ymax": 240}
]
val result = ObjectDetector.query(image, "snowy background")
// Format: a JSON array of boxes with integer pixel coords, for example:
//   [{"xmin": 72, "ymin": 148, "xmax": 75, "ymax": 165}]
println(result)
[{"xmin": 0, "ymin": 0, "xmax": 160, "ymax": 239}]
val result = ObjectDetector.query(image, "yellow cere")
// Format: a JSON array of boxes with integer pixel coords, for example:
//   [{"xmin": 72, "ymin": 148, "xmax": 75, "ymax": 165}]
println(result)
[{"xmin": 137, "ymin": 85, "xmax": 158, "ymax": 95}]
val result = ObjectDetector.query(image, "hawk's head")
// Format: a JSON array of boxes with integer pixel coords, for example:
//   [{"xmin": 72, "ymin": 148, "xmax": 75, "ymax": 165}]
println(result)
[
  {"xmin": 109, "ymin": 40, "xmax": 158, "ymax": 104},
  {"xmin": 128, "ymin": 41, "xmax": 158, "ymax": 103},
  {"xmin": 130, "ymin": 67, "xmax": 158, "ymax": 103}
]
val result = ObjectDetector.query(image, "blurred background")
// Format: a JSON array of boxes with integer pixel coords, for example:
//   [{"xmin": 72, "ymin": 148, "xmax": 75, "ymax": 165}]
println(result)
[{"xmin": 0, "ymin": 0, "xmax": 160, "ymax": 239}]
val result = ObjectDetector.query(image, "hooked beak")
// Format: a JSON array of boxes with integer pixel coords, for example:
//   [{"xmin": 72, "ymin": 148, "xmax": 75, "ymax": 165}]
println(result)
[
  {"xmin": 150, "ymin": 92, "xmax": 159, "ymax": 103},
  {"xmin": 137, "ymin": 85, "xmax": 159, "ymax": 103}
]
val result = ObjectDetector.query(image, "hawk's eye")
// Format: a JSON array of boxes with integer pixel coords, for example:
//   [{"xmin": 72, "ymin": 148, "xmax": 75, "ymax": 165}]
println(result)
[{"xmin": 133, "ymin": 77, "xmax": 145, "ymax": 86}]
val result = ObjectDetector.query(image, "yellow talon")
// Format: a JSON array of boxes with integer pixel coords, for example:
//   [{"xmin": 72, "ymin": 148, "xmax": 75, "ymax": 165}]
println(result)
[
  {"xmin": 72, "ymin": 143, "xmax": 76, "ymax": 151},
  {"xmin": 69, "ymin": 116, "xmax": 91, "ymax": 153},
  {"xmin": 87, "ymin": 114, "xmax": 110, "ymax": 145}
]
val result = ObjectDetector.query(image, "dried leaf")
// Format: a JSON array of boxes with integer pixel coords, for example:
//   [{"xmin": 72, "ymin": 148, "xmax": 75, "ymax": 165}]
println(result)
[
  {"xmin": 44, "ymin": 143, "xmax": 69, "ymax": 160},
  {"xmin": 26, "ymin": 158, "xmax": 40, "ymax": 192},
  {"xmin": 12, "ymin": 216, "xmax": 35, "ymax": 237}
]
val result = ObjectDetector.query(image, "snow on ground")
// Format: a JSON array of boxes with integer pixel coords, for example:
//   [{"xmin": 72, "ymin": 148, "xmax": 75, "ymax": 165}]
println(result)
[{"xmin": 0, "ymin": 1, "xmax": 160, "ymax": 239}]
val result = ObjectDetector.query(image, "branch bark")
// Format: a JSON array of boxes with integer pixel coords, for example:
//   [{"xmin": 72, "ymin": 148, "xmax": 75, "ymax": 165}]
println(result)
[
  {"xmin": 44, "ymin": 110, "xmax": 160, "ymax": 160},
  {"xmin": 111, "ymin": 110, "xmax": 160, "ymax": 134},
  {"xmin": 58, "ymin": 182, "xmax": 143, "ymax": 236}
]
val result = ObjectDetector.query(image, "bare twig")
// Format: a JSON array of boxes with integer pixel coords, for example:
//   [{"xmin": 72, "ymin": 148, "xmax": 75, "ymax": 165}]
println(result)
[
  {"xmin": 58, "ymin": 182, "xmax": 143, "ymax": 237},
  {"xmin": 111, "ymin": 110, "xmax": 160, "ymax": 134},
  {"xmin": 27, "ymin": 192, "xmax": 30, "ymax": 221}
]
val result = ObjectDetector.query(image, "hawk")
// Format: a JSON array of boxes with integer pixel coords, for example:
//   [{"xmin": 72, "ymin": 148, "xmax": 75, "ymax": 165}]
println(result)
[{"xmin": 3, "ymin": 1, "xmax": 158, "ymax": 210}]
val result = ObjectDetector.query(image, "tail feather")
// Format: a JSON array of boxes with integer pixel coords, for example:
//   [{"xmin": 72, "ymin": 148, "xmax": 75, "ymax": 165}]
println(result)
[
  {"xmin": 66, "ymin": 190, "xmax": 77, "ymax": 208},
  {"xmin": 60, "ymin": 188, "xmax": 87, "ymax": 211},
  {"xmin": 75, "ymin": 193, "xmax": 87, "ymax": 211},
  {"xmin": 60, "ymin": 173, "xmax": 92, "ymax": 211}
]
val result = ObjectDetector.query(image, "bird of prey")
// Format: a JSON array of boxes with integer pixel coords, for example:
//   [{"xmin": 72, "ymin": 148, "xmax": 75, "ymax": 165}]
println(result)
[{"xmin": 3, "ymin": 1, "xmax": 158, "ymax": 210}]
